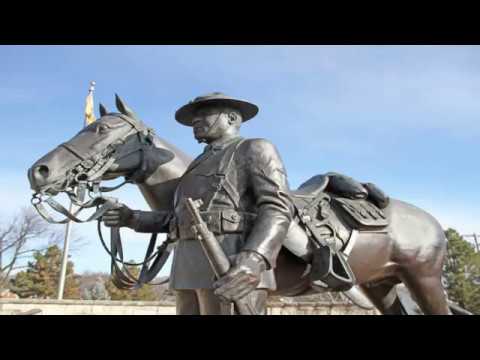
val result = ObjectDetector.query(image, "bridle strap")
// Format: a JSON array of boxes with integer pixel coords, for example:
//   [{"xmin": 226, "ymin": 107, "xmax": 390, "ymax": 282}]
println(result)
[
  {"xmin": 33, "ymin": 194, "xmax": 116, "ymax": 224},
  {"xmin": 117, "ymin": 114, "xmax": 150, "ymax": 134},
  {"xmin": 98, "ymin": 180, "xmax": 132, "ymax": 193},
  {"xmin": 60, "ymin": 143, "xmax": 87, "ymax": 161}
]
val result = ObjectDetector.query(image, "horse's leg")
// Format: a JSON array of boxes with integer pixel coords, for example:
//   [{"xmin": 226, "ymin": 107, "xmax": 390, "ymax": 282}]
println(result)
[
  {"xmin": 398, "ymin": 238, "xmax": 450, "ymax": 315},
  {"xmin": 400, "ymin": 273, "xmax": 450, "ymax": 315},
  {"xmin": 385, "ymin": 199, "xmax": 450, "ymax": 315},
  {"xmin": 360, "ymin": 279, "xmax": 406, "ymax": 315}
]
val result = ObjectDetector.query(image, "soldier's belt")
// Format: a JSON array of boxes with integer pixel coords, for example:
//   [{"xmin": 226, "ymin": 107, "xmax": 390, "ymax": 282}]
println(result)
[{"xmin": 169, "ymin": 210, "xmax": 257, "ymax": 240}]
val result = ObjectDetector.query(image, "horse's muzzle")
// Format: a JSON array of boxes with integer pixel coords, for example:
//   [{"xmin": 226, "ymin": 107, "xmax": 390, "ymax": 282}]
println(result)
[
  {"xmin": 29, "ymin": 164, "xmax": 49, "ymax": 187},
  {"xmin": 28, "ymin": 165, "xmax": 47, "ymax": 192},
  {"xmin": 28, "ymin": 145, "xmax": 80, "ymax": 193},
  {"xmin": 28, "ymin": 164, "xmax": 63, "ymax": 195}
]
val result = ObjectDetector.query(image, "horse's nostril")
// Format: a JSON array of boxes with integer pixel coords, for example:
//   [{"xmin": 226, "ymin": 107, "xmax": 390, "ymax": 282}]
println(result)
[{"xmin": 34, "ymin": 165, "xmax": 50, "ymax": 180}]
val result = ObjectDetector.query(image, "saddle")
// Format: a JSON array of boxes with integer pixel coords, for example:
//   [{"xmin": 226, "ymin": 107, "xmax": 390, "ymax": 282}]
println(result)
[{"xmin": 290, "ymin": 173, "xmax": 390, "ymax": 291}]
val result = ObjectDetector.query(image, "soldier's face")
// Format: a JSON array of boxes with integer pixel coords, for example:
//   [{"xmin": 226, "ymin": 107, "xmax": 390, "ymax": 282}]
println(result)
[{"xmin": 192, "ymin": 106, "xmax": 228, "ymax": 143}]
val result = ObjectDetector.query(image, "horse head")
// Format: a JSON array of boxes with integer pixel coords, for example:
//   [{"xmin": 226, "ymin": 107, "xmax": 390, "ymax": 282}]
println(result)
[
  {"xmin": 27, "ymin": 95, "xmax": 192, "ymax": 290},
  {"xmin": 28, "ymin": 94, "xmax": 177, "ymax": 198}
]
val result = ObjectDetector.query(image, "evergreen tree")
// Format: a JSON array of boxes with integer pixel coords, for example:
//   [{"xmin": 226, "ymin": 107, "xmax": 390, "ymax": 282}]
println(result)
[
  {"xmin": 10, "ymin": 245, "xmax": 80, "ymax": 299},
  {"xmin": 444, "ymin": 228, "xmax": 480, "ymax": 314},
  {"xmin": 105, "ymin": 263, "xmax": 158, "ymax": 301}
]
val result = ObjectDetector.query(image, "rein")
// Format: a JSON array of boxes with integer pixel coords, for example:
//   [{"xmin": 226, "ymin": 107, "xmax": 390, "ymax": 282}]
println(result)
[{"xmin": 31, "ymin": 115, "xmax": 173, "ymax": 290}]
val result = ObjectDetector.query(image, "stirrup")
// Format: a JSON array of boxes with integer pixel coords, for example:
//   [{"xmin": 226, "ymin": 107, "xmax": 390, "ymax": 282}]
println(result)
[{"xmin": 310, "ymin": 245, "xmax": 356, "ymax": 291}]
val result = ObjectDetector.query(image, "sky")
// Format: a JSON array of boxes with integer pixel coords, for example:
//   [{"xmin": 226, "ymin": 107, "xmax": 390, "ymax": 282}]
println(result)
[{"xmin": 0, "ymin": 45, "xmax": 479, "ymax": 275}]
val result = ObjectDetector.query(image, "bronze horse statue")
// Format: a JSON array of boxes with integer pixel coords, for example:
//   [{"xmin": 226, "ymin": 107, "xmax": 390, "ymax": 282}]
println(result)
[{"xmin": 28, "ymin": 95, "xmax": 462, "ymax": 315}]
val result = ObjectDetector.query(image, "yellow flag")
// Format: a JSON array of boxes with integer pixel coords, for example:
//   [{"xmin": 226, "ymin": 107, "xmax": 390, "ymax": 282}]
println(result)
[{"xmin": 84, "ymin": 82, "xmax": 96, "ymax": 126}]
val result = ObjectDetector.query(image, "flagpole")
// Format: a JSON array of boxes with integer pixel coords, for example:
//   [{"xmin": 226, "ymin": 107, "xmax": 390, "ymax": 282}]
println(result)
[{"xmin": 57, "ymin": 81, "xmax": 96, "ymax": 300}]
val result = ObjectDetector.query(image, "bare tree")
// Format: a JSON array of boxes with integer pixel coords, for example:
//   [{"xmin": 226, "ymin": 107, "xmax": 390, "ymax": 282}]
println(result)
[{"xmin": 0, "ymin": 207, "xmax": 85, "ymax": 290}]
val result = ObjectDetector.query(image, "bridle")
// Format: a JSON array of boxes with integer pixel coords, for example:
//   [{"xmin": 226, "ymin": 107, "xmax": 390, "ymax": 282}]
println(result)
[{"xmin": 31, "ymin": 114, "xmax": 173, "ymax": 290}]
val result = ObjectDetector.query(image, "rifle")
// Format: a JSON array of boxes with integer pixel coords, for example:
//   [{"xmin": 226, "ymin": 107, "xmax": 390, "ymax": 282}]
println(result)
[{"xmin": 185, "ymin": 197, "xmax": 258, "ymax": 315}]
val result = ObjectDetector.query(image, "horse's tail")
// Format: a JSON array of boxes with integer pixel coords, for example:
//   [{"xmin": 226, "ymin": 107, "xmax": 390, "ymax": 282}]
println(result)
[
  {"xmin": 448, "ymin": 301, "xmax": 473, "ymax": 315},
  {"xmin": 351, "ymin": 283, "xmax": 474, "ymax": 315},
  {"xmin": 396, "ymin": 284, "xmax": 473, "ymax": 315}
]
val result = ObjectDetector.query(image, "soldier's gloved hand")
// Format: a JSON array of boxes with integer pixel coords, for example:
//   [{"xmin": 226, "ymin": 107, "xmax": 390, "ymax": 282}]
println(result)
[
  {"xmin": 102, "ymin": 204, "xmax": 135, "ymax": 228},
  {"xmin": 213, "ymin": 251, "xmax": 267, "ymax": 302}
]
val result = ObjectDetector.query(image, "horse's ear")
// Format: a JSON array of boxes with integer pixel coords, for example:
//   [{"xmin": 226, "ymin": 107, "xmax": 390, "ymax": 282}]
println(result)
[
  {"xmin": 115, "ymin": 94, "xmax": 139, "ymax": 121},
  {"xmin": 99, "ymin": 103, "xmax": 109, "ymax": 117}
]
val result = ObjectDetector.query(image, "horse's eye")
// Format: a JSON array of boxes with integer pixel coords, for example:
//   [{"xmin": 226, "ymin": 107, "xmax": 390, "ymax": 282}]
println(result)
[{"xmin": 97, "ymin": 125, "xmax": 108, "ymax": 134}]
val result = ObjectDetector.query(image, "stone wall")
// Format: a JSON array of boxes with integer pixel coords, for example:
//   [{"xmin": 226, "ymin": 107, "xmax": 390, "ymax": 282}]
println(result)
[
  {"xmin": 266, "ymin": 300, "xmax": 379, "ymax": 315},
  {"xmin": 0, "ymin": 299, "xmax": 379, "ymax": 315}
]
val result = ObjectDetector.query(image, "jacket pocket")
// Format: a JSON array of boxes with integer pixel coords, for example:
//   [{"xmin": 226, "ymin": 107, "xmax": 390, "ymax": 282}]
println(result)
[{"xmin": 221, "ymin": 210, "xmax": 243, "ymax": 233}]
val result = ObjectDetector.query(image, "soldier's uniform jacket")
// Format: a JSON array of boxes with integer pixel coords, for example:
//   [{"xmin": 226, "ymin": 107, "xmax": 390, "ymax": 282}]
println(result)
[{"xmin": 131, "ymin": 135, "xmax": 294, "ymax": 290}]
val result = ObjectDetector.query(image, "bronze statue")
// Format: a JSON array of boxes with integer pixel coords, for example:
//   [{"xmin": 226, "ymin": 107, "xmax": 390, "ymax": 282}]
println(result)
[
  {"xmin": 28, "ymin": 93, "xmax": 462, "ymax": 315},
  {"xmin": 104, "ymin": 93, "xmax": 293, "ymax": 314}
]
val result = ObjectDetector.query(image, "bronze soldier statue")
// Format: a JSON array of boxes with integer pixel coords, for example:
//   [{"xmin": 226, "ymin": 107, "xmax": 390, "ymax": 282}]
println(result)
[
  {"xmin": 102, "ymin": 93, "xmax": 294, "ymax": 315},
  {"xmin": 29, "ymin": 93, "xmax": 463, "ymax": 315}
]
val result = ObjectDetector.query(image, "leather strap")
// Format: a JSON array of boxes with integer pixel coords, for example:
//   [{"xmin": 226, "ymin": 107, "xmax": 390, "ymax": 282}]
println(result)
[
  {"xmin": 32, "ymin": 196, "xmax": 116, "ymax": 224},
  {"xmin": 203, "ymin": 138, "xmax": 245, "ymax": 212},
  {"xmin": 97, "ymin": 221, "xmax": 172, "ymax": 289}
]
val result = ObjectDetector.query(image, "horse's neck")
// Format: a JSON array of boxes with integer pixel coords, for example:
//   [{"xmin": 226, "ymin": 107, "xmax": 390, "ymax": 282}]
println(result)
[{"xmin": 136, "ymin": 135, "xmax": 192, "ymax": 211}]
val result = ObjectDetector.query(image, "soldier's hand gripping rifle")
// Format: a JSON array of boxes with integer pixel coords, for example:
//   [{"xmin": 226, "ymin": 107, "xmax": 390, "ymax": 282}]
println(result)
[{"xmin": 185, "ymin": 198, "xmax": 258, "ymax": 315}]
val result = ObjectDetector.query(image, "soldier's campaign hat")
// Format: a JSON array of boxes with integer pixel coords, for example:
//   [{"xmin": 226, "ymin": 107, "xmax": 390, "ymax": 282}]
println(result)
[{"xmin": 175, "ymin": 92, "xmax": 259, "ymax": 126}]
